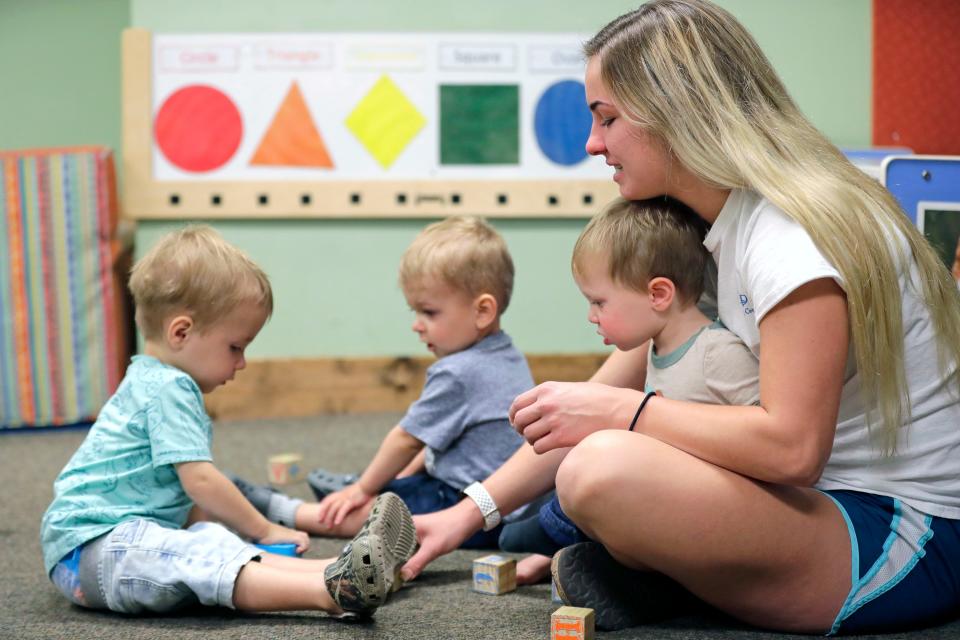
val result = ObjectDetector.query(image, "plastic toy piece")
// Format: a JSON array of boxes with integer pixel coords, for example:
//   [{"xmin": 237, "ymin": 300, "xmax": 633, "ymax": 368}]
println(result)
[{"xmin": 254, "ymin": 542, "xmax": 300, "ymax": 557}]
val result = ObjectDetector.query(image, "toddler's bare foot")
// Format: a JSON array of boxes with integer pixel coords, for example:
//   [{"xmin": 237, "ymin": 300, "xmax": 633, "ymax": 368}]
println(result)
[{"xmin": 516, "ymin": 553, "xmax": 552, "ymax": 585}]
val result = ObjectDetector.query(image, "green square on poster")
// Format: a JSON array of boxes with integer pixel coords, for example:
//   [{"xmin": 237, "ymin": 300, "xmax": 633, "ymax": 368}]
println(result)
[{"xmin": 440, "ymin": 85, "xmax": 519, "ymax": 165}]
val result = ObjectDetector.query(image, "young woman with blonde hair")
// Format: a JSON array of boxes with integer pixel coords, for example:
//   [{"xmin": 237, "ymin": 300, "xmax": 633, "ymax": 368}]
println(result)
[{"xmin": 402, "ymin": 1, "xmax": 960, "ymax": 633}]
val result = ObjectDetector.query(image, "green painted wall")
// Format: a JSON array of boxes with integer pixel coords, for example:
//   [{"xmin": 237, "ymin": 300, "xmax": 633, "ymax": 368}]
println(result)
[
  {"xmin": 5, "ymin": 0, "xmax": 872, "ymax": 359},
  {"xmin": 0, "ymin": 0, "xmax": 129, "ymax": 154},
  {"xmin": 134, "ymin": 217, "xmax": 596, "ymax": 357}
]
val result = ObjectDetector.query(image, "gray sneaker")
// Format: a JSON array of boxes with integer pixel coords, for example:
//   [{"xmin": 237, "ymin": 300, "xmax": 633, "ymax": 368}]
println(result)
[
  {"xmin": 308, "ymin": 468, "xmax": 359, "ymax": 500},
  {"xmin": 226, "ymin": 472, "xmax": 277, "ymax": 515}
]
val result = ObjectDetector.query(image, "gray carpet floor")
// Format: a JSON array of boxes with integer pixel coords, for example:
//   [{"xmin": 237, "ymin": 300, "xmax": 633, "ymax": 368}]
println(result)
[{"xmin": 2, "ymin": 413, "xmax": 958, "ymax": 639}]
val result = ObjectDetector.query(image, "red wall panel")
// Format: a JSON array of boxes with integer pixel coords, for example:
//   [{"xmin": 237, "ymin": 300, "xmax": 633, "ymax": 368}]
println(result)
[{"xmin": 873, "ymin": 0, "xmax": 960, "ymax": 154}]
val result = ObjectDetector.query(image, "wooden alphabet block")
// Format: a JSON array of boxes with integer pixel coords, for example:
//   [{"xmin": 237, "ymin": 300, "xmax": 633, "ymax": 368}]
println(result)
[
  {"xmin": 472, "ymin": 554, "xmax": 517, "ymax": 595},
  {"xmin": 551, "ymin": 606, "xmax": 595, "ymax": 640},
  {"xmin": 267, "ymin": 453, "xmax": 303, "ymax": 485}
]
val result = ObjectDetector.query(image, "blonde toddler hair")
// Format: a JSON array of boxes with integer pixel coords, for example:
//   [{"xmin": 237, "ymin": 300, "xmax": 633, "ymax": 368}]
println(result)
[
  {"xmin": 573, "ymin": 197, "xmax": 709, "ymax": 307},
  {"xmin": 399, "ymin": 216, "xmax": 514, "ymax": 314},
  {"xmin": 129, "ymin": 224, "xmax": 273, "ymax": 339}
]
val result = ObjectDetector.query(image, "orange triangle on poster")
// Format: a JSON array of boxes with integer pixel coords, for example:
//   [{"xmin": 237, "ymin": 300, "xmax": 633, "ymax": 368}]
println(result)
[{"xmin": 251, "ymin": 82, "xmax": 334, "ymax": 168}]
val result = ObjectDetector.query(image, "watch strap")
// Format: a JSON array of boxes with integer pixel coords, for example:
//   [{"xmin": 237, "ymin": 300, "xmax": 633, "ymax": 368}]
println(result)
[{"xmin": 462, "ymin": 481, "xmax": 502, "ymax": 531}]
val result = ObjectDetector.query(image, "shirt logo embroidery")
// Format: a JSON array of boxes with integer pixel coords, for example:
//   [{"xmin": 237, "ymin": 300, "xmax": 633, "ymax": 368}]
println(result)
[{"xmin": 739, "ymin": 294, "xmax": 754, "ymax": 315}]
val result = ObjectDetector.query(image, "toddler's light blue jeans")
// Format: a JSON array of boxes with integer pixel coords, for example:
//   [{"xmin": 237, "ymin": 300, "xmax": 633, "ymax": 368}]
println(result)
[{"xmin": 51, "ymin": 518, "xmax": 261, "ymax": 614}]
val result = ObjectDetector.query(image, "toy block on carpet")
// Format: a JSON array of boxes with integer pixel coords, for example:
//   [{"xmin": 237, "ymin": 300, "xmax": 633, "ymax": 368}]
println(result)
[{"xmin": 472, "ymin": 554, "xmax": 517, "ymax": 595}]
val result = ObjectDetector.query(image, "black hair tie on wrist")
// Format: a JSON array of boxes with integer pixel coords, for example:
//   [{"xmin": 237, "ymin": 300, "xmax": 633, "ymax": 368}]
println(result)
[{"xmin": 628, "ymin": 391, "xmax": 657, "ymax": 432}]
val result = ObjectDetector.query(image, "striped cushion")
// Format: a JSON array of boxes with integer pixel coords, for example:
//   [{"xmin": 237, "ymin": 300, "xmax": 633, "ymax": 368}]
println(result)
[{"xmin": 0, "ymin": 146, "xmax": 128, "ymax": 429}]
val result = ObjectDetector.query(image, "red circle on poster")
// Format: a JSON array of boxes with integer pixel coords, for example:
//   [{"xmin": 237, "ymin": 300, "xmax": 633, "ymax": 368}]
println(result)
[{"xmin": 155, "ymin": 85, "xmax": 242, "ymax": 172}]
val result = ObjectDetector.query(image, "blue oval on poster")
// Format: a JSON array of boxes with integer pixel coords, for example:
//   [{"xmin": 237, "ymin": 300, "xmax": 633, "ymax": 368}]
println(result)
[{"xmin": 534, "ymin": 80, "xmax": 591, "ymax": 166}]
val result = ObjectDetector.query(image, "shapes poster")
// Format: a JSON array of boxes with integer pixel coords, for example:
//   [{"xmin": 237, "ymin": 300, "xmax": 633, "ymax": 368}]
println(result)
[{"xmin": 151, "ymin": 33, "xmax": 608, "ymax": 181}]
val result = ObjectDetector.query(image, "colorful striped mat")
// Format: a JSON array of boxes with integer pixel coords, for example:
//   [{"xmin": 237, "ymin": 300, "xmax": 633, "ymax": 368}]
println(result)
[{"xmin": 0, "ymin": 146, "xmax": 129, "ymax": 429}]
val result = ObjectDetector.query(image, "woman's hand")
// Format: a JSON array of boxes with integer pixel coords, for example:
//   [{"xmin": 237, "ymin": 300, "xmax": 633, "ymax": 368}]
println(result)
[
  {"xmin": 401, "ymin": 500, "xmax": 483, "ymax": 581},
  {"xmin": 509, "ymin": 381, "xmax": 640, "ymax": 453}
]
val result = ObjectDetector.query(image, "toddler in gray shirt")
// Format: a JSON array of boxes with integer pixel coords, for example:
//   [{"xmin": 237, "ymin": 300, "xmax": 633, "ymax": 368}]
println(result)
[{"xmin": 232, "ymin": 216, "xmax": 534, "ymax": 548}]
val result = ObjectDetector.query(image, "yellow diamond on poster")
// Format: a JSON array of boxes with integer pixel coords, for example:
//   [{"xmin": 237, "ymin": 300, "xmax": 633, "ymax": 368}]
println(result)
[{"xmin": 346, "ymin": 75, "xmax": 426, "ymax": 169}]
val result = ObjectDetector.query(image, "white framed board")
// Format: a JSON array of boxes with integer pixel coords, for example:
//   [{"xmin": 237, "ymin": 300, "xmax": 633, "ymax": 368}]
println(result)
[
  {"xmin": 917, "ymin": 200, "xmax": 960, "ymax": 279},
  {"xmin": 122, "ymin": 29, "xmax": 619, "ymax": 218}
]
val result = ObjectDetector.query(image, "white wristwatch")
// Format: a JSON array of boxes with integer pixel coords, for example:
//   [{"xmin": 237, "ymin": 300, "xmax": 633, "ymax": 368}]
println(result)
[{"xmin": 463, "ymin": 482, "xmax": 502, "ymax": 531}]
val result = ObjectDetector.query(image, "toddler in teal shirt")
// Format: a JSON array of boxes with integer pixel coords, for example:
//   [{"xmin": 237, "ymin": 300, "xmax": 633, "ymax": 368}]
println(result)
[{"xmin": 40, "ymin": 225, "xmax": 414, "ymax": 617}]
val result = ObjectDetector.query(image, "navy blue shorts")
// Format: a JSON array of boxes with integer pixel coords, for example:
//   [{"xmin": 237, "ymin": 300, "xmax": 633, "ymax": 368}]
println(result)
[
  {"xmin": 383, "ymin": 473, "xmax": 502, "ymax": 549},
  {"xmin": 822, "ymin": 490, "xmax": 960, "ymax": 635}
]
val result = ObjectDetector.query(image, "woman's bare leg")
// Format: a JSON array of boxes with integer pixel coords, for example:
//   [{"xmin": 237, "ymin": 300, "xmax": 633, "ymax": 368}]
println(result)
[{"xmin": 556, "ymin": 430, "xmax": 851, "ymax": 633}]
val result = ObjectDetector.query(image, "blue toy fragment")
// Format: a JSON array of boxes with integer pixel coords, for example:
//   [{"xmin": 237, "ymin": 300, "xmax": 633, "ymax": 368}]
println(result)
[{"xmin": 254, "ymin": 542, "xmax": 300, "ymax": 557}]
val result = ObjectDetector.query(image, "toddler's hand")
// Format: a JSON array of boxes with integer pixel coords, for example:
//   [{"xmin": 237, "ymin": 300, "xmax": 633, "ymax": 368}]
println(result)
[
  {"xmin": 258, "ymin": 523, "xmax": 309, "ymax": 555},
  {"xmin": 316, "ymin": 483, "xmax": 375, "ymax": 528}
]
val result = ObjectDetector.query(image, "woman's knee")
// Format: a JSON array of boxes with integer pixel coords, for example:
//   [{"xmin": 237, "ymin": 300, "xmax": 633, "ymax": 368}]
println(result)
[{"xmin": 556, "ymin": 431, "xmax": 657, "ymax": 520}]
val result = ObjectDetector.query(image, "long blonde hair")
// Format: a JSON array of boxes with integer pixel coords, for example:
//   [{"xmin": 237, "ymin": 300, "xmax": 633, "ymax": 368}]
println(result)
[{"xmin": 585, "ymin": 0, "xmax": 960, "ymax": 452}]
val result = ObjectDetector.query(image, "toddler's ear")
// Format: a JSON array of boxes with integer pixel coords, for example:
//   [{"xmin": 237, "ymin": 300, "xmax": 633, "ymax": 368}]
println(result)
[
  {"xmin": 474, "ymin": 293, "xmax": 499, "ymax": 330},
  {"xmin": 166, "ymin": 314, "xmax": 194, "ymax": 349},
  {"xmin": 647, "ymin": 277, "xmax": 676, "ymax": 311}
]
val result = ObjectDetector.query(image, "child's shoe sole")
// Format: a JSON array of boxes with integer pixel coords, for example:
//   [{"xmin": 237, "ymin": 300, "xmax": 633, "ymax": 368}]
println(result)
[
  {"xmin": 324, "ymin": 533, "xmax": 389, "ymax": 616},
  {"xmin": 356, "ymin": 492, "xmax": 417, "ymax": 592},
  {"xmin": 551, "ymin": 541, "xmax": 697, "ymax": 631}
]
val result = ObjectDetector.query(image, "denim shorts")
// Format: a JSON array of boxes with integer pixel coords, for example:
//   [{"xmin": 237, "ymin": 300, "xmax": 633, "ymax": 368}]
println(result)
[
  {"xmin": 384, "ymin": 473, "xmax": 503, "ymax": 548},
  {"xmin": 50, "ymin": 518, "xmax": 261, "ymax": 614},
  {"xmin": 822, "ymin": 490, "xmax": 960, "ymax": 635},
  {"xmin": 538, "ymin": 494, "xmax": 590, "ymax": 547}
]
